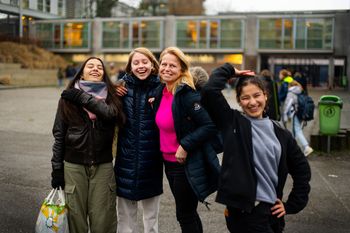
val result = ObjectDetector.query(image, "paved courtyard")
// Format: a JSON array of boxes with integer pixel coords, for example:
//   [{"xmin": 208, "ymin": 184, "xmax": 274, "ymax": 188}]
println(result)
[{"xmin": 0, "ymin": 87, "xmax": 349, "ymax": 233}]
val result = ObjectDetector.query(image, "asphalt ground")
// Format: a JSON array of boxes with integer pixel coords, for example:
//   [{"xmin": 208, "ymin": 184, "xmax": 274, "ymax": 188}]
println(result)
[{"xmin": 0, "ymin": 87, "xmax": 349, "ymax": 233}]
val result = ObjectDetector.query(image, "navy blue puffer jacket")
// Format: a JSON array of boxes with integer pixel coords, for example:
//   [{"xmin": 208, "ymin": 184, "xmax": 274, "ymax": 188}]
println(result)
[{"xmin": 115, "ymin": 74, "xmax": 163, "ymax": 200}]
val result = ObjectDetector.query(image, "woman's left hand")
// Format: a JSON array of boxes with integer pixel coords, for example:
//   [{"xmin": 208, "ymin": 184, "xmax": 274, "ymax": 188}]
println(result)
[
  {"xmin": 271, "ymin": 199, "xmax": 286, "ymax": 218},
  {"xmin": 234, "ymin": 68, "xmax": 255, "ymax": 77},
  {"xmin": 175, "ymin": 145, "xmax": 188, "ymax": 164}
]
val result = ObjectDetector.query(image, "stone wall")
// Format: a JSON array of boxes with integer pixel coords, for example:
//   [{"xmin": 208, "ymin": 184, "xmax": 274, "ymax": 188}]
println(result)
[{"xmin": 0, "ymin": 63, "xmax": 57, "ymax": 87}]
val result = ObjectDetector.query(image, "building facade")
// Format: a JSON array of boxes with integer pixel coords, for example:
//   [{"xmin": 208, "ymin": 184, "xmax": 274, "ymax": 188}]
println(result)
[
  {"xmin": 25, "ymin": 10, "xmax": 350, "ymax": 90},
  {"xmin": 0, "ymin": 0, "xmax": 66, "ymax": 40}
]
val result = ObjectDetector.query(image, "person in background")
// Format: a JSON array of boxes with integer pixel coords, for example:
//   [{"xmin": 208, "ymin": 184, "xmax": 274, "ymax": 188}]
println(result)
[
  {"xmin": 278, "ymin": 69, "xmax": 293, "ymax": 104},
  {"xmin": 282, "ymin": 80, "xmax": 314, "ymax": 156},
  {"xmin": 109, "ymin": 62, "xmax": 118, "ymax": 83},
  {"xmin": 190, "ymin": 66, "xmax": 223, "ymax": 154},
  {"xmin": 189, "ymin": 66, "xmax": 209, "ymax": 90},
  {"xmin": 57, "ymin": 67, "xmax": 64, "ymax": 88},
  {"xmin": 153, "ymin": 47, "xmax": 219, "ymax": 233},
  {"xmin": 114, "ymin": 47, "xmax": 163, "ymax": 233},
  {"xmin": 51, "ymin": 57, "xmax": 125, "ymax": 233},
  {"xmin": 201, "ymin": 63, "xmax": 311, "ymax": 233},
  {"xmin": 260, "ymin": 69, "xmax": 281, "ymax": 121},
  {"xmin": 293, "ymin": 72, "xmax": 308, "ymax": 95},
  {"xmin": 65, "ymin": 63, "xmax": 76, "ymax": 82}
]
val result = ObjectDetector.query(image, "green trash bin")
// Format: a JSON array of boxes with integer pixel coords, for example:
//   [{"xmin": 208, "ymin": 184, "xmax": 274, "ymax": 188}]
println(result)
[{"xmin": 318, "ymin": 95, "xmax": 343, "ymax": 135}]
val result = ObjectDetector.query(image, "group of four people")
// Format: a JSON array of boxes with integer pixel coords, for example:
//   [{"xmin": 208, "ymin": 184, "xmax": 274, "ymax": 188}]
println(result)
[{"xmin": 50, "ymin": 46, "xmax": 311, "ymax": 233}]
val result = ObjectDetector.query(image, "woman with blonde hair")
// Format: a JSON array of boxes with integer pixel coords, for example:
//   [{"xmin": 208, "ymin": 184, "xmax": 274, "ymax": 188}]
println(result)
[
  {"xmin": 153, "ymin": 47, "xmax": 220, "ymax": 232},
  {"xmin": 114, "ymin": 47, "xmax": 163, "ymax": 233},
  {"xmin": 278, "ymin": 69, "xmax": 293, "ymax": 103}
]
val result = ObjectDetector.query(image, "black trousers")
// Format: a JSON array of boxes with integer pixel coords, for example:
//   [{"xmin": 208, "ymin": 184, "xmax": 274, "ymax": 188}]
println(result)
[
  {"xmin": 225, "ymin": 202, "xmax": 278, "ymax": 233},
  {"xmin": 164, "ymin": 161, "xmax": 203, "ymax": 233}
]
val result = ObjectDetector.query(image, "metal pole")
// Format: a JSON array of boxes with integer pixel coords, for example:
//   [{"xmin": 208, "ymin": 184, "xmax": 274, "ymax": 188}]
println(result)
[
  {"xmin": 327, "ymin": 135, "xmax": 331, "ymax": 154},
  {"xmin": 19, "ymin": 0, "xmax": 23, "ymax": 38}
]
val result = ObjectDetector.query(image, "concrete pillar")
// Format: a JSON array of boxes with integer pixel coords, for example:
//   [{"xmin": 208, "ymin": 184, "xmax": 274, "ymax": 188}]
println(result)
[
  {"xmin": 328, "ymin": 57, "xmax": 334, "ymax": 89},
  {"xmin": 19, "ymin": 0, "xmax": 23, "ymax": 38},
  {"xmin": 91, "ymin": 18, "xmax": 102, "ymax": 56},
  {"xmin": 164, "ymin": 15, "xmax": 176, "ymax": 48},
  {"xmin": 244, "ymin": 15, "xmax": 258, "ymax": 71}
]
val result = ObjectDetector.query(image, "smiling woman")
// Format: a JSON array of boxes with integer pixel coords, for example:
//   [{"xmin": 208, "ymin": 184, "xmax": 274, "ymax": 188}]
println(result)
[
  {"xmin": 201, "ymin": 63, "xmax": 311, "ymax": 233},
  {"xmin": 81, "ymin": 59, "xmax": 104, "ymax": 82},
  {"xmin": 50, "ymin": 56, "xmax": 125, "ymax": 233}
]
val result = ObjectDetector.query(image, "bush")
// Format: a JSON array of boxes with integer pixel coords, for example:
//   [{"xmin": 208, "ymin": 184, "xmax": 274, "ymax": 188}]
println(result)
[{"xmin": 0, "ymin": 42, "xmax": 68, "ymax": 69}]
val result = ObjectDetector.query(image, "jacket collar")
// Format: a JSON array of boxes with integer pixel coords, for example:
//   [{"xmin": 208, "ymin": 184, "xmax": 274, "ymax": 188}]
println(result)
[{"xmin": 123, "ymin": 73, "xmax": 160, "ymax": 86}]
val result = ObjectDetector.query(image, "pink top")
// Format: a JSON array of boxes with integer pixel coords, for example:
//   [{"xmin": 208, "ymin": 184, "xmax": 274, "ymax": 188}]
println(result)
[{"xmin": 155, "ymin": 88, "xmax": 179, "ymax": 162}]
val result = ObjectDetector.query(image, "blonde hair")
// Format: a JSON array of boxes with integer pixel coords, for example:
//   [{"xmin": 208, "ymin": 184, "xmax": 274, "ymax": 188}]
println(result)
[
  {"xmin": 288, "ymin": 80, "xmax": 303, "ymax": 90},
  {"xmin": 125, "ymin": 47, "xmax": 159, "ymax": 75},
  {"xmin": 159, "ymin": 47, "xmax": 195, "ymax": 94},
  {"xmin": 279, "ymin": 69, "xmax": 291, "ymax": 78}
]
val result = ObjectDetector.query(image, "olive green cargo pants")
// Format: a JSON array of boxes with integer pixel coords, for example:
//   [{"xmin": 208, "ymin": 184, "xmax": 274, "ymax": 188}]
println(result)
[{"xmin": 64, "ymin": 162, "xmax": 117, "ymax": 233}]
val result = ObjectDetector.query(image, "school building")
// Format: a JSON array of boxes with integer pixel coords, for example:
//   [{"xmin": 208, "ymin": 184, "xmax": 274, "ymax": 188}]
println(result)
[{"xmin": 1, "ymin": 1, "xmax": 349, "ymax": 89}]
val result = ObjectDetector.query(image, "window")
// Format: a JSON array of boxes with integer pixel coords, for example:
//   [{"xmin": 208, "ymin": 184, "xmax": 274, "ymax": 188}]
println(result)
[
  {"xmin": 259, "ymin": 19, "xmax": 282, "ymax": 49},
  {"xmin": 209, "ymin": 20, "xmax": 219, "ymax": 48},
  {"xmin": 36, "ymin": 23, "xmax": 53, "ymax": 48},
  {"xmin": 45, "ymin": 0, "xmax": 50, "ymax": 12},
  {"xmin": 63, "ymin": 22, "xmax": 89, "ymax": 48},
  {"xmin": 295, "ymin": 19, "xmax": 306, "ymax": 49},
  {"xmin": 306, "ymin": 18, "xmax": 333, "ymax": 49},
  {"xmin": 176, "ymin": 20, "xmax": 197, "ymax": 48},
  {"xmin": 199, "ymin": 20, "xmax": 207, "ymax": 48},
  {"xmin": 283, "ymin": 19, "xmax": 293, "ymax": 49},
  {"xmin": 58, "ymin": 0, "xmax": 64, "ymax": 16},
  {"xmin": 140, "ymin": 21, "xmax": 161, "ymax": 48},
  {"xmin": 37, "ymin": 0, "xmax": 43, "ymax": 11},
  {"xmin": 102, "ymin": 21, "xmax": 129, "ymax": 48},
  {"xmin": 260, "ymin": 17, "xmax": 334, "ymax": 50},
  {"xmin": 220, "ymin": 19, "xmax": 242, "ymax": 48},
  {"xmin": 21, "ymin": 0, "xmax": 29, "ymax": 8}
]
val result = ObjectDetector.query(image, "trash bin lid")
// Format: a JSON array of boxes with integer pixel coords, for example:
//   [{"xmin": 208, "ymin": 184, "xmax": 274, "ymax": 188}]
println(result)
[{"xmin": 318, "ymin": 95, "xmax": 343, "ymax": 108}]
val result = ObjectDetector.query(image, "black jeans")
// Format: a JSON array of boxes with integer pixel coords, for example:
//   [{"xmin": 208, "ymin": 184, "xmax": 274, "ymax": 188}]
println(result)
[
  {"xmin": 164, "ymin": 161, "xmax": 203, "ymax": 233},
  {"xmin": 225, "ymin": 202, "xmax": 276, "ymax": 233}
]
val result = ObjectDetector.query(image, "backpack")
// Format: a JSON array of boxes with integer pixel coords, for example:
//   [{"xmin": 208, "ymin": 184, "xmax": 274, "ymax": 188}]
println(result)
[{"xmin": 296, "ymin": 93, "xmax": 315, "ymax": 122}]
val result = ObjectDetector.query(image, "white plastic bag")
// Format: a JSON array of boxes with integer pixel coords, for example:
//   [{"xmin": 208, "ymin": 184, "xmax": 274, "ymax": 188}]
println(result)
[{"xmin": 35, "ymin": 188, "xmax": 69, "ymax": 233}]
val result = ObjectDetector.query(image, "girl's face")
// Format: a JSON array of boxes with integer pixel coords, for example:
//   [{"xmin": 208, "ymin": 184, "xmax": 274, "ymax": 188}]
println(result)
[
  {"xmin": 81, "ymin": 59, "xmax": 104, "ymax": 82},
  {"xmin": 238, "ymin": 83, "xmax": 267, "ymax": 119},
  {"xmin": 159, "ymin": 53, "xmax": 182, "ymax": 86},
  {"xmin": 131, "ymin": 52, "xmax": 153, "ymax": 80},
  {"xmin": 279, "ymin": 72, "xmax": 284, "ymax": 80}
]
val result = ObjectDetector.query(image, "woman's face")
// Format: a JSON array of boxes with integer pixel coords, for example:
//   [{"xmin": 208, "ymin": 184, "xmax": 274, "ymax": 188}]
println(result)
[
  {"xmin": 81, "ymin": 58, "xmax": 104, "ymax": 82},
  {"xmin": 159, "ymin": 53, "xmax": 182, "ymax": 86},
  {"xmin": 279, "ymin": 72, "xmax": 284, "ymax": 80},
  {"xmin": 131, "ymin": 52, "xmax": 153, "ymax": 80},
  {"xmin": 238, "ymin": 83, "xmax": 267, "ymax": 119}
]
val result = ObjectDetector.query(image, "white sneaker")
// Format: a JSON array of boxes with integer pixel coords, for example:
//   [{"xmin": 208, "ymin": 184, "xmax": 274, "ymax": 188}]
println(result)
[{"xmin": 304, "ymin": 146, "xmax": 314, "ymax": 156}]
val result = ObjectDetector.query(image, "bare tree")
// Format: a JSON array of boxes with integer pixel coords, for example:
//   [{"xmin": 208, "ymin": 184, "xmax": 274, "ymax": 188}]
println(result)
[{"xmin": 96, "ymin": 0, "xmax": 118, "ymax": 17}]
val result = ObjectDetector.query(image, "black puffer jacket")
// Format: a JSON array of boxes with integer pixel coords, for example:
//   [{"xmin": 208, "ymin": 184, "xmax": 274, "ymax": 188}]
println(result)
[
  {"xmin": 51, "ymin": 92, "xmax": 118, "ymax": 170},
  {"xmin": 153, "ymin": 84, "xmax": 220, "ymax": 202},
  {"xmin": 115, "ymin": 74, "xmax": 163, "ymax": 201}
]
